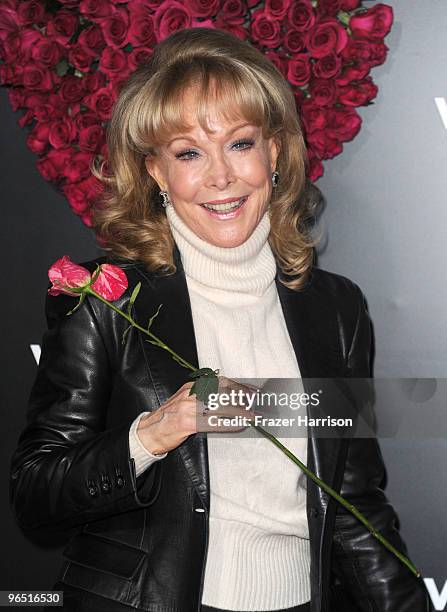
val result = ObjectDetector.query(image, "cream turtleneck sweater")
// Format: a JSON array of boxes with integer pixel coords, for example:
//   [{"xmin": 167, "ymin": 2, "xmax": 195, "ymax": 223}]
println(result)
[{"xmin": 129, "ymin": 204, "xmax": 310, "ymax": 611}]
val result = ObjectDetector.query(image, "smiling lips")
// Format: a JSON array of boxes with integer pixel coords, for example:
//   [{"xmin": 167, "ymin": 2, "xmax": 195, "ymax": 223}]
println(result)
[{"xmin": 201, "ymin": 196, "xmax": 248, "ymax": 213}]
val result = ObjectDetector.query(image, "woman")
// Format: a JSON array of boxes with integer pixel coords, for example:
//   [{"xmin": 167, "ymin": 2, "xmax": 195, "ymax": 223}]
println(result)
[{"xmin": 10, "ymin": 27, "xmax": 431, "ymax": 612}]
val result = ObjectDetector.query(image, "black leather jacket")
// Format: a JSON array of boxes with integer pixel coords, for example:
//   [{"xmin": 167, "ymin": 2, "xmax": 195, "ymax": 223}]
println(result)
[{"xmin": 10, "ymin": 251, "xmax": 431, "ymax": 612}]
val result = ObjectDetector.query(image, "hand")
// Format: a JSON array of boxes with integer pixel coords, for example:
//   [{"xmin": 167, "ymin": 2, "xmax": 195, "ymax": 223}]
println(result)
[{"xmin": 137, "ymin": 377, "xmax": 258, "ymax": 454}]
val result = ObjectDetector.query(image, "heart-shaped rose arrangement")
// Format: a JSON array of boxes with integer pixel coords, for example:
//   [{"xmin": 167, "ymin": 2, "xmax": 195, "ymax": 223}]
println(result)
[{"xmin": 0, "ymin": 0, "xmax": 393, "ymax": 227}]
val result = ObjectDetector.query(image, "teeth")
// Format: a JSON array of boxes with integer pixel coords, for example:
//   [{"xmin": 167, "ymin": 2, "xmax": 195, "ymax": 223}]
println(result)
[{"xmin": 202, "ymin": 197, "xmax": 246, "ymax": 212}]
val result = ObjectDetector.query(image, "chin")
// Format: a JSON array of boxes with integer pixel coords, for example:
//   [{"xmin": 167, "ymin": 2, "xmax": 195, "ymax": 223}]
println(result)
[{"xmin": 207, "ymin": 235, "xmax": 249, "ymax": 248}]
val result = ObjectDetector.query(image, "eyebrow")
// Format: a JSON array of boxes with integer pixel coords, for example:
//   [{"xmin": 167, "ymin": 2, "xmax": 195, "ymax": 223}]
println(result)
[{"xmin": 167, "ymin": 122, "xmax": 255, "ymax": 147}]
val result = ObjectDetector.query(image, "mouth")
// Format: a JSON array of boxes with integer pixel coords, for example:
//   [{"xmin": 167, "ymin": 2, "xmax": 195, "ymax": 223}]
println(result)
[{"xmin": 200, "ymin": 196, "xmax": 248, "ymax": 219}]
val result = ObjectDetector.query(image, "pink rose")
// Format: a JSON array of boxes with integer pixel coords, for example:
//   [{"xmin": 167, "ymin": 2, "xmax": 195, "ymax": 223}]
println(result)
[
  {"xmin": 221, "ymin": 0, "xmax": 247, "ymax": 20},
  {"xmin": 31, "ymin": 38, "xmax": 61, "ymax": 67},
  {"xmin": 341, "ymin": 38, "xmax": 374, "ymax": 62},
  {"xmin": 83, "ymin": 71, "xmax": 106, "ymax": 93},
  {"xmin": 59, "ymin": 76, "xmax": 85, "ymax": 104},
  {"xmin": 306, "ymin": 18, "xmax": 348, "ymax": 58},
  {"xmin": 0, "ymin": 34, "xmax": 20, "ymax": 66},
  {"xmin": 335, "ymin": 63, "xmax": 370, "ymax": 86},
  {"xmin": 17, "ymin": 29, "xmax": 42, "ymax": 62},
  {"xmin": 79, "ymin": 124, "xmax": 104, "ymax": 152},
  {"xmin": 91, "ymin": 264, "xmax": 129, "ymax": 301},
  {"xmin": 63, "ymin": 151, "xmax": 94, "ymax": 183},
  {"xmin": 350, "ymin": 4, "xmax": 393, "ymax": 41},
  {"xmin": 251, "ymin": 8, "xmax": 282, "ymax": 49},
  {"xmin": 17, "ymin": 0, "xmax": 46, "ymax": 26},
  {"xmin": 37, "ymin": 148, "xmax": 72, "ymax": 182},
  {"xmin": 26, "ymin": 123, "xmax": 50, "ymax": 154},
  {"xmin": 187, "ymin": 0, "xmax": 220, "ymax": 18},
  {"xmin": 153, "ymin": 1, "xmax": 192, "ymax": 41},
  {"xmin": 100, "ymin": 7, "xmax": 130, "ymax": 49},
  {"xmin": 68, "ymin": 45, "xmax": 93, "ymax": 72},
  {"xmin": 84, "ymin": 86, "xmax": 117, "ymax": 120},
  {"xmin": 316, "ymin": 0, "xmax": 341, "ymax": 17},
  {"xmin": 312, "ymin": 51, "xmax": 342, "ymax": 79},
  {"xmin": 309, "ymin": 78, "xmax": 337, "ymax": 107},
  {"xmin": 308, "ymin": 152, "xmax": 324, "ymax": 182},
  {"xmin": 26, "ymin": 93, "xmax": 60, "ymax": 123},
  {"xmin": 340, "ymin": 0, "xmax": 360, "ymax": 9},
  {"xmin": 287, "ymin": 55, "xmax": 311, "ymax": 87},
  {"xmin": 78, "ymin": 25, "xmax": 106, "ymax": 55},
  {"xmin": 99, "ymin": 48, "xmax": 129, "ymax": 79},
  {"xmin": 288, "ymin": 0, "xmax": 315, "ymax": 32},
  {"xmin": 307, "ymin": 129, "xmax": 342, "ymax": 159},
  {"xmin": 128, "ymin": 15, "xmax": 156, "ymax": 47},
  {"xmin": 63, "ymin": 176, "xmax": 101, "ymax": 214},
  {"xmin": 80, "ymin": 0, "xmax": 113, "ymax": 21},
  {"xmin": 48, "ymin": 257, "xmax": 128, "ymax": 300},
  {"xmin": 283, "ymin": 29, "xmax": 306, "ymax": 54},
  {"xmin": 368, "ymin": 42, "xmax": 388, "ymax": 67},
  {"xmin": 214, "ymin": 17, "xmax": 248, "ymax": 40},
  {"xmin": 301, "ymin": 99, "xmax": 328, "ymax": 133},
  {"xmin": 337, "ymin": 77, "xmax": 378, "ymax": 106},
  {"xmin": 0, "ymin": 2, "xmax": 20, "ymax": 42},
  {"xmin": 46, "ymin": 12, "xmax": 78, "ymax": 45},
  {"xmin": 265, "ymin": 0, "xmax": 290, "ymax": 21},
  {"xmin": 22, "ymin": 63, "xmax": 54, "ymax": 92},
  {"xmin": 48, "ymin": 118, "xmax": 77, "ymax": 149},
  {"xmin": 326, "ymin": 107, "xmax": 361, "ymax": 141},
  {"xmin": 48, "ymin": 256, "xmax": 92, "ymax": 297}
]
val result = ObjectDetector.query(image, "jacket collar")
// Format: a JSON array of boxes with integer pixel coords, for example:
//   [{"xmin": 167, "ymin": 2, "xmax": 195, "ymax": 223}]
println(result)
[{"xmin": 132, "ymin": 244, "xmax": 347, "ymax": 511}]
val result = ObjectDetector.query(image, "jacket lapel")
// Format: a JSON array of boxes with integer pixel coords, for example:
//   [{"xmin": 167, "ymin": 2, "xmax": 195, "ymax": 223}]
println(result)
[
  {"xmin": 275, "ymin": 270, "xmax": 349, "ymax": 499},
  {"xmin": 132, "ymin": 249, "xmax": 210, "ymax": 509}
]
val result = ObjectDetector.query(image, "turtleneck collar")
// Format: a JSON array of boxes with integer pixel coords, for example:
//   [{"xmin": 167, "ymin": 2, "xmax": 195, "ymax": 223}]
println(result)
[{"xmin": 165, "ymin": 203, "xmax": 277, "ymax": 297}]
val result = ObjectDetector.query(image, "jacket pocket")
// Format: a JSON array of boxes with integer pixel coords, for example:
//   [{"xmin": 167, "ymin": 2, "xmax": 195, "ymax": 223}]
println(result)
[{"xmin": 62, "ymin": 532, "xmax": 146, "ymax": 580}]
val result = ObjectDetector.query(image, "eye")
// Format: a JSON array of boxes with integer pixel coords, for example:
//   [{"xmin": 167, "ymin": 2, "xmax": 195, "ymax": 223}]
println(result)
[{"xmin": 175, "ymin": 138, "xmax": 255, "ymax": 161}]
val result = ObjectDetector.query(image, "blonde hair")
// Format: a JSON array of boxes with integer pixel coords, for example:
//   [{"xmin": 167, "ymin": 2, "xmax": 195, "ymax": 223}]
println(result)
[{"xmin": 92, "ymin": 27, "xmax": 321, "ymax": 290}]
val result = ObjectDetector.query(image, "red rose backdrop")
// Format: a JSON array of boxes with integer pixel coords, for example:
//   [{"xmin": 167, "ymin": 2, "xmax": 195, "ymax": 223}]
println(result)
[{"xmin": 0, "ymin": 0, "xmax": 393, "ymax": 228}]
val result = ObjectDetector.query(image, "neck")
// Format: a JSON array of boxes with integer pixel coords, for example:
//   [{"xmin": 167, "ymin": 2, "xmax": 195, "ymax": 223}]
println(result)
[{"xmin": 166, "ymin": 204, "xmax": 277, "ymax": 297}]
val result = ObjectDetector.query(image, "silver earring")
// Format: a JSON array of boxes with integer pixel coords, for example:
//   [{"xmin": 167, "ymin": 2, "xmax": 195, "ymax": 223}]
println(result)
[
  {"xmin": 160, "ymin": 190, "xmax": 171, "ymax": 208},
  {"xmin": 271, "ymin": 171, "xmax": 279, "ymax": 188}
]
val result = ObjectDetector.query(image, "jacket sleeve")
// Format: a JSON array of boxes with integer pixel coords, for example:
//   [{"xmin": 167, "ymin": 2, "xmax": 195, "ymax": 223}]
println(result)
[
  {"xmin": 10, "ymin": 287, "xmax": 162, "ymax": 534},
  {"xmin": 331, "ymin": 284, "xmax": 432, "ymax": 612}
]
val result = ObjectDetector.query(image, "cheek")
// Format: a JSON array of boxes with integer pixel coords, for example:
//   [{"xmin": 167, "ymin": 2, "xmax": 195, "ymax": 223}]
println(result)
[
  {"xmin": 168, "ymin": 165, "xmax": 202, "ymax": 198},
  {"xmin": 237, "ymin": 154, "xmax": 271, "ymax": 187}
]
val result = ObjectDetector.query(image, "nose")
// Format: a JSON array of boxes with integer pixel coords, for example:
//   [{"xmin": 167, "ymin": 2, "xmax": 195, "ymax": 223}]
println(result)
[{"xmin": 205, "ymin": 150, "xmax": 236, "ymax": 190}]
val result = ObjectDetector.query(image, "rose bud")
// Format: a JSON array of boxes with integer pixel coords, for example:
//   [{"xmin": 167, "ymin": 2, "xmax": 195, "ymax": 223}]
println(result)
[
  {"xmin": 48, "ymin": 255, "xmax": 92, "ymax": 296},
  {"xmin": 91, "ymin": 263, "xmax": 128, "ymax": 300}
]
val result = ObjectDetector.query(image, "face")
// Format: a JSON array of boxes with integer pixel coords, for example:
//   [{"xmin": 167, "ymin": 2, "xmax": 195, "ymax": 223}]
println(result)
[{"xmin": 145, "ymin": 89, "xmax": 279, "ymax": 248}]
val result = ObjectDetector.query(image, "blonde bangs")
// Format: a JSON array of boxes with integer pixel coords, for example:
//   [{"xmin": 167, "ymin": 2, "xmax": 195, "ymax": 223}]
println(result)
[{"xmin": 130, "ymin": 58, "xmax": 276, "ymax": 157}]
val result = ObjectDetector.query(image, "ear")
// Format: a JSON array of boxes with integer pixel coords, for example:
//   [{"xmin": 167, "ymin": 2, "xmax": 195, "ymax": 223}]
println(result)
[{"xmin": 144, "ymin": 155, "xmax": 165, "ymax": 190}]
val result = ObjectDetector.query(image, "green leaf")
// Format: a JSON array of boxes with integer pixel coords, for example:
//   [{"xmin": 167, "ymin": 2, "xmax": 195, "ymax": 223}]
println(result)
[
  {"xmin": 121, "ymin": 324, "xmax": 133, "ymax": 345},
  {"xmin": 189, "ymin": 373, "xmax": 219, "ymax": 404},
  {"xmin": 189, "ymin": 367, "xmax": 217, "ymax": 379},
  {"xmin": 65, "ymin": 293, "xmax": 86, "ymax": 316},
  {"xmin": 91, "ymin": 263, "xmax": 101, "ymax": 284},
  {"xmin": 147, "ymin": 303, "xmax": 163, "ymax": 331},
  {"xmin": 127, "ymin": 282, "xmax": 141, "ymax": 316},
  {"xmin": 55, "ymin": 60, "xmax": 69, "ymax": 77}
]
